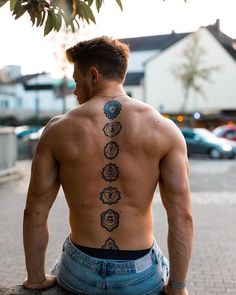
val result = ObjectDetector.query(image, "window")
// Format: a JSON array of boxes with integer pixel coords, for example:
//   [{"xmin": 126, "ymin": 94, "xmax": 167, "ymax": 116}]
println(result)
[
  {"xmin": 0, "ymin": 100, "xmax": 9, "ymax": 108},
  {"xmin": 16, "ymin": 97, "xmax": 22, "ymax": 108},
  {"xmin": 225, "ymin": 130, "xmax": 235, "ymax": 139}
]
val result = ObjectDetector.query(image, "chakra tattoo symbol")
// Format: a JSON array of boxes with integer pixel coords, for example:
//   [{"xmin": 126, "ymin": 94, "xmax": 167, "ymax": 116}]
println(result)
[
  {"xmin": 103, "ymin": 122, "xmax": 122, "ymax": 138},
  {"xmin": 100, "ymin": 186, "xmax": 121, "ymax": 205},
  {"xmin": 100, "ymin": 209, "xmax": 120, "ymax": 232},
  {"xmin": 104, "ymin": 100, "xmax": 122, "ymax": 120},
  {"xmin": 102, "ymin": 238, "xmax": 119, "ymax": 250},
  {"xmin": 104, "ymin": 141, "xmax": 119, "ymax": 160},
  {"xmin": 102, "ymin": 163, "xmax": 119, "ymax": 182}
]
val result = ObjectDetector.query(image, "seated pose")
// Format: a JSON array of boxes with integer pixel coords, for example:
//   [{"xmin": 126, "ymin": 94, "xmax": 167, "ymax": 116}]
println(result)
[{"xmin": 23, "ymin": 36, "xmax": 193, "ymax": 295}]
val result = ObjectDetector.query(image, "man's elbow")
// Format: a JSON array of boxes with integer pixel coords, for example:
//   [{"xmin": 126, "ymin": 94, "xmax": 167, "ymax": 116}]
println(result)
[
  {"xmin": 23, "ymin": 208, "xmax": 47, "ymax": 227},
  {"xmin": 177, "ymin": 207, "xmax": 194, "ymax": 235}
]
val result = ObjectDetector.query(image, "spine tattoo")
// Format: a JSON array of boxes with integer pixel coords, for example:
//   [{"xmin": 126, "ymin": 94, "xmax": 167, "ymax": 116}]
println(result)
[{"xmin": 100, "ymin": 99, "xmax": 123, "ymax": 250}]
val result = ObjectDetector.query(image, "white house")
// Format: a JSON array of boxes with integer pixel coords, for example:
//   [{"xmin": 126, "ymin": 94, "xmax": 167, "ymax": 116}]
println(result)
[
  {"xmin": 0, "ymin": 66, "xmax": 76, "ymax": 120},
  {"xmin": 123, "ymin": 20, "xmax": 236, "ymax": 117}
]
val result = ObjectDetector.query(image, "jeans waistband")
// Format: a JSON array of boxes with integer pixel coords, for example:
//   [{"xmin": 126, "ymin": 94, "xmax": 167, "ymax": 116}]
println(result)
[{"xmin": 62, "ymin": 236, "xmax": 163, "ymax": 274}]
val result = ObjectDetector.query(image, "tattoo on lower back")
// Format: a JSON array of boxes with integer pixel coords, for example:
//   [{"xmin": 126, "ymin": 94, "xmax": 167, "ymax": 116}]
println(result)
[
  {"xmin": 104, "ymin": 141, "xmax": 119, "ymax": 160},
  {"xmin": 100, "ymin": 209, "xmax": 120, "ymax": 232},
  {"xmin": 103, "ymin": 122, "xmax": 122, "ymax": 137},
  {"xmin": 101, "ymin": 163, "xmax": 119, "ymax": 182},
  {"xmin": 102, "ymin": 238, "xmax": 119, "ymax": 250},
  {"xmin": 100, "ymin": 187, "xmax": 121, "ymax": 205}
]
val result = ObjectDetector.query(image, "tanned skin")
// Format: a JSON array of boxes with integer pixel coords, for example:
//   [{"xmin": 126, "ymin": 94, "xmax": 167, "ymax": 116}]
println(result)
[{"xmin": 23, "ymin": 64, "xmax": 193, "ymax": 295}]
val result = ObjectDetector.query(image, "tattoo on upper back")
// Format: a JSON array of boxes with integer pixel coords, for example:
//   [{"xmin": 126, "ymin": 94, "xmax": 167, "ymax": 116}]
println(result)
[
  {"xmin": 104, "ymin": 141, "xmax": 119, "ymax": 160},
  {"xmin": 103, "ymin": 100, "xmax": 122, "ymax": 119},
  {"xmin": 99, "ymin": 99, "xmax": 124, "ymax": 250},
  {"xmin": 103, "ymin": 122, "xmax": 122, "ymax": 137}
]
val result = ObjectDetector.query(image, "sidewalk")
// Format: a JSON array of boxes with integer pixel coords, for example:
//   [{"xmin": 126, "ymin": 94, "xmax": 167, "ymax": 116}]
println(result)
[{"xmin": 0, "ymin": 159, "xmax": 236, "ymax": 294}]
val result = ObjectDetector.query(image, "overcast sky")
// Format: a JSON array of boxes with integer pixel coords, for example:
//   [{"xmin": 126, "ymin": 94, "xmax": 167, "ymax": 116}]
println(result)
[{"xmin": 0, "ymin": 0, "xmax": 235, "ymax": 76}]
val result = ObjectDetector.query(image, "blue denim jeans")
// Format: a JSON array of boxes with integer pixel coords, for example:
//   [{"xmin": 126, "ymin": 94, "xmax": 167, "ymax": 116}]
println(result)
[{"xmin": 50, "ymin": 236, "xmax": 169, "ymax": 295}]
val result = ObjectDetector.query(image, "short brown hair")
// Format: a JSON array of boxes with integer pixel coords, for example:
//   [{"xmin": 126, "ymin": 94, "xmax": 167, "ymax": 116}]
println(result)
[{"xmin": 66, "ymin": 36, "xmax": 130, "ymax": 81}]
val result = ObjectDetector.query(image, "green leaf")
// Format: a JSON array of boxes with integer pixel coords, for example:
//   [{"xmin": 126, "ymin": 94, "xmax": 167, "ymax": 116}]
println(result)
[
  {"xmin": 69, "ymin": 19, "xmax": 75, "ymax": 33},
  {"xmin": 77, "ymin": 1, "xmax": 96, "ymax": 24},
  {"xmin": 10, "ymin": 0, "xmax": 17, "ymax": 11},
  {"xmin": 36, "ymin": 12, "xmax": 42, "ymax": 27},
  {"xmin": 61, "ymin": 10, "xmax": 71, "ymax": 27},
  {"xmin": 15, "ymin": 6, "xmax": 27, "ymax": 19},
  {"xmin": 12, "ymin": 1, "xmax": 27, "ymax": 20},
  {"xmin": 40, "ymin": 10, "xmax": 46, "ymax": 26},
  {"xmin": 0, "ymin": 0, "xmax": 8, "ymax": 8},
  {"xmin": 55, "ymin": 12, "xmax": 62, "ymax": 31},
  {"xmin": 84, "ymin": 0, "xmax": 94, "ymax": 6},
  {"xmin": 96, "ymin": 0, "xmax": 103, "ymax": 12},
  {"xmin": 44, "ymin": 10, "xmax": 54, "ymax": 36},
  {"xmin": 115, "ymin": 0, "xmax": 123, "ymax": 11},
  {"xmin": 12, "ymin": 0, "xmax": 21, "ymax": 16}
]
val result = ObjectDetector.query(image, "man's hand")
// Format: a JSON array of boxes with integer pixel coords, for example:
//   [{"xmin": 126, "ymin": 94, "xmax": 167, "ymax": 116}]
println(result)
[
  {"xmin": 23, "ymin": 274, "xmax": 57, "ymax": 289},
  {"xmin": 163, "ymin": 284, "xmax": 189, "ymax": 295}
]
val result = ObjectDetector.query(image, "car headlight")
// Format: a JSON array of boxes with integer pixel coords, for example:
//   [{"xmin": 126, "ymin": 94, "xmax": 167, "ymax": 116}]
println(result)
[{"xmin": 222, "ymin": 144, "xmax": 233, "ymax": 151}]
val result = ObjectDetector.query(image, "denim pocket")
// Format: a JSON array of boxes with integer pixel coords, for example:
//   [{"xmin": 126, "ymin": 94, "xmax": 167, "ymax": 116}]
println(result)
[{"xmin": 57, "ymin": 273, "xmax": 89, "ymax": 294}]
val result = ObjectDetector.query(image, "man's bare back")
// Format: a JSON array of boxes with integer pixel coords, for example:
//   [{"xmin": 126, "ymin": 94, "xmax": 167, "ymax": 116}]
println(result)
[
  {"xmin": 41, "ymin": 96, "xmax": 172, "ymax": 250},
  {"xmin": 23, "ymin": 37, "xmax": 193, "ymax": 294}
]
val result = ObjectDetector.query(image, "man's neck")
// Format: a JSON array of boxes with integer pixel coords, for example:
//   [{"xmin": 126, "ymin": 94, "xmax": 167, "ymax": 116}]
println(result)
[{"xmin": 92, "ymin": 80, "xmax": 126, "ymax": 99}]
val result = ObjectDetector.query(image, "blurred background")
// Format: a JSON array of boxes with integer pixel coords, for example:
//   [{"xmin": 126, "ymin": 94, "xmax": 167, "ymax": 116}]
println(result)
[
  {"xmin": 1, "ymin": 0, "xmax": 236, "ymax": 165},
  {"xmin": 0, "ymin": 0, "xmax": 236, "ymax": 293}
]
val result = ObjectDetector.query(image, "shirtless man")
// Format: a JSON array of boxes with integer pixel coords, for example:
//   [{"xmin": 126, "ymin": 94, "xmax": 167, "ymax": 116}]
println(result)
[{"xmin": 23, "ymin": 37, "xmax": 193, "ymax": 295}]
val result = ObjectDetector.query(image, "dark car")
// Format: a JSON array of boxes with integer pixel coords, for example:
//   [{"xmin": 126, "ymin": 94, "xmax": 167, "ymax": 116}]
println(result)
[
  {"xmin": 180, "ymin": 128, "xmax": 234, "ymax": 159},
  {"xmin": 212, "ymin": 124, "xmax": 236, "ymax": 141}
]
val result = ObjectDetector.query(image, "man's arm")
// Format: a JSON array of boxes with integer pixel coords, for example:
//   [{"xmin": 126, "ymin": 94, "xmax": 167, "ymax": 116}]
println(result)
[
  {"xmin": 23, "ymin": 124, "xmax": 60, "ymax": 289},
  {"xmin": 159, "ymin": 124, "xmax": 194, "ymax": 295}
]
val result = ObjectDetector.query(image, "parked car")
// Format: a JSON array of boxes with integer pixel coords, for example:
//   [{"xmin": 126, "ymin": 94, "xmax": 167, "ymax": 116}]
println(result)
[
  {"xmin": 180, "ymin": 128, "xmax": 235, "ymax": 159},
  {"xmin": 212, "ymin": 124, "xmax": 236, "ymax": 141},
  {"xmin": 15, "ymin": 125, "xmax": 41, "ymax": 139},
  {"xmin": 27, "ymin": 127, "xmax": 45, "ymax": 157}
]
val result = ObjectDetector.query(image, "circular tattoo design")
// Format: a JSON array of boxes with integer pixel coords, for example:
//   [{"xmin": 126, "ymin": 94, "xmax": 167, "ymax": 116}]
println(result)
[
  {"xmin": 102, "ymin": 238, "xmax": 119, "ymax": 250},
  {"xmin": 104, "ymin": 141, "xmax": 119, "ymax": 160},
  {"xmin": 103, "ymin": 122, "xmax": 122, "ymax": 137},
  {"xmin": 102, "ymin": 163, "xmax": 119, "ymax": 182},
  {"xmin": 100, "ymin": 209, "xmax": 120, "ymax": 232},
  {"xmin": 104, "ymin": 100, "xmax": 122, "ymax": 120},
  {"xmin": 100, "ymin": 186, "xmax": 121, "ymax": 205}
]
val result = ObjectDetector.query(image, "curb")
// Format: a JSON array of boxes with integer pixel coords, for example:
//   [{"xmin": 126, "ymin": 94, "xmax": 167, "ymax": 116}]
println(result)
[{"xmin": 0, "ymin": 170, "xmax": 22, "ymax": 185}]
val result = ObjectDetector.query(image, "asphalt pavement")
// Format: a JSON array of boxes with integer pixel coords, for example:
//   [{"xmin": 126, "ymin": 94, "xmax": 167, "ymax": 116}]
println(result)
[{"xmin": 0, "ymin": 158, "xmax": 236, "ymax": 294}]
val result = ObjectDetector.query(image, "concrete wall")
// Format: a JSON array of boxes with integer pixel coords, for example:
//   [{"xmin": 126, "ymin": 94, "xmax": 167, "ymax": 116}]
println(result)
[{"xmin": 0, "ymin": 128, "xmax": 17, "ymax": 176}]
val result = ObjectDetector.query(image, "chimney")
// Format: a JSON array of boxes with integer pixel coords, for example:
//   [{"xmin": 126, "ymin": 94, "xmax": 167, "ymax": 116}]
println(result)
[{"xmin": 215, "ymin": 19, "xmax": 220, "ymax": 32}]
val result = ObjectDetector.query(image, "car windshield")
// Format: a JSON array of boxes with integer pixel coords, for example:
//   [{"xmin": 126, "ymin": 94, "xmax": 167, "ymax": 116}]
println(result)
[
  {"xmin": 194, "ymin": 129, "xmax": 218, "ymax": 140},
  {"xmin": 212, "ymin": 127, "xmax": 223, "ymax": 136}
]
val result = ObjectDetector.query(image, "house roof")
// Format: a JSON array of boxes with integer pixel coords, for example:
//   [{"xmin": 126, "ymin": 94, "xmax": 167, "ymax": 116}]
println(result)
[
  {"xmin": 121, "ymin": 32, "xmax": 189, "ymax": 52},
  {"xmin": 206, "ymin": 22, "xmax": 236, "ymax": 61},
  {"xmin": 124, "ymin": 72, "xmax": 144, "ymax": 86},
  {"xmin": 13, "ymin": 73, "xmax": 44, "ymax": 84},
  {"xmin": 121, "ymin": 21, "xmax": 236, "ymax": 61}
]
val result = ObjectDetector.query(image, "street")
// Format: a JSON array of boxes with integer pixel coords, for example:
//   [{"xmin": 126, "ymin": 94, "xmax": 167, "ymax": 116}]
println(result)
[{"xmin": 0, "ymin": 158, "xmax": 236, "ymax": 294}]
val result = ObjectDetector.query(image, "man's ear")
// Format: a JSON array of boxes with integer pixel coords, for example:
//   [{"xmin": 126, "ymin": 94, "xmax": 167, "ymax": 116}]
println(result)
[{"xmin": 89, "ymin": 67, "xmax": 100, "ymax": 85}]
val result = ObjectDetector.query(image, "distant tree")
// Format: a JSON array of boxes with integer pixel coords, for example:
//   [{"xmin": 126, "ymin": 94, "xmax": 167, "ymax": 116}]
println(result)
[
  {"xmin": 172, "ymin": 33, "xmax": 220, "ymax": 112},
  {"xmin": 0, "ymin": 0, "xmax": 123, "ymax": 36}
]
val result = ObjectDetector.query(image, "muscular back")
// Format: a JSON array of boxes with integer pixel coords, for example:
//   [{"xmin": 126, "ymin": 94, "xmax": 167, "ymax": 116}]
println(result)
[{"xmin": 36, "ymin": 96, "xmax": 174, "ymax": 250}]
